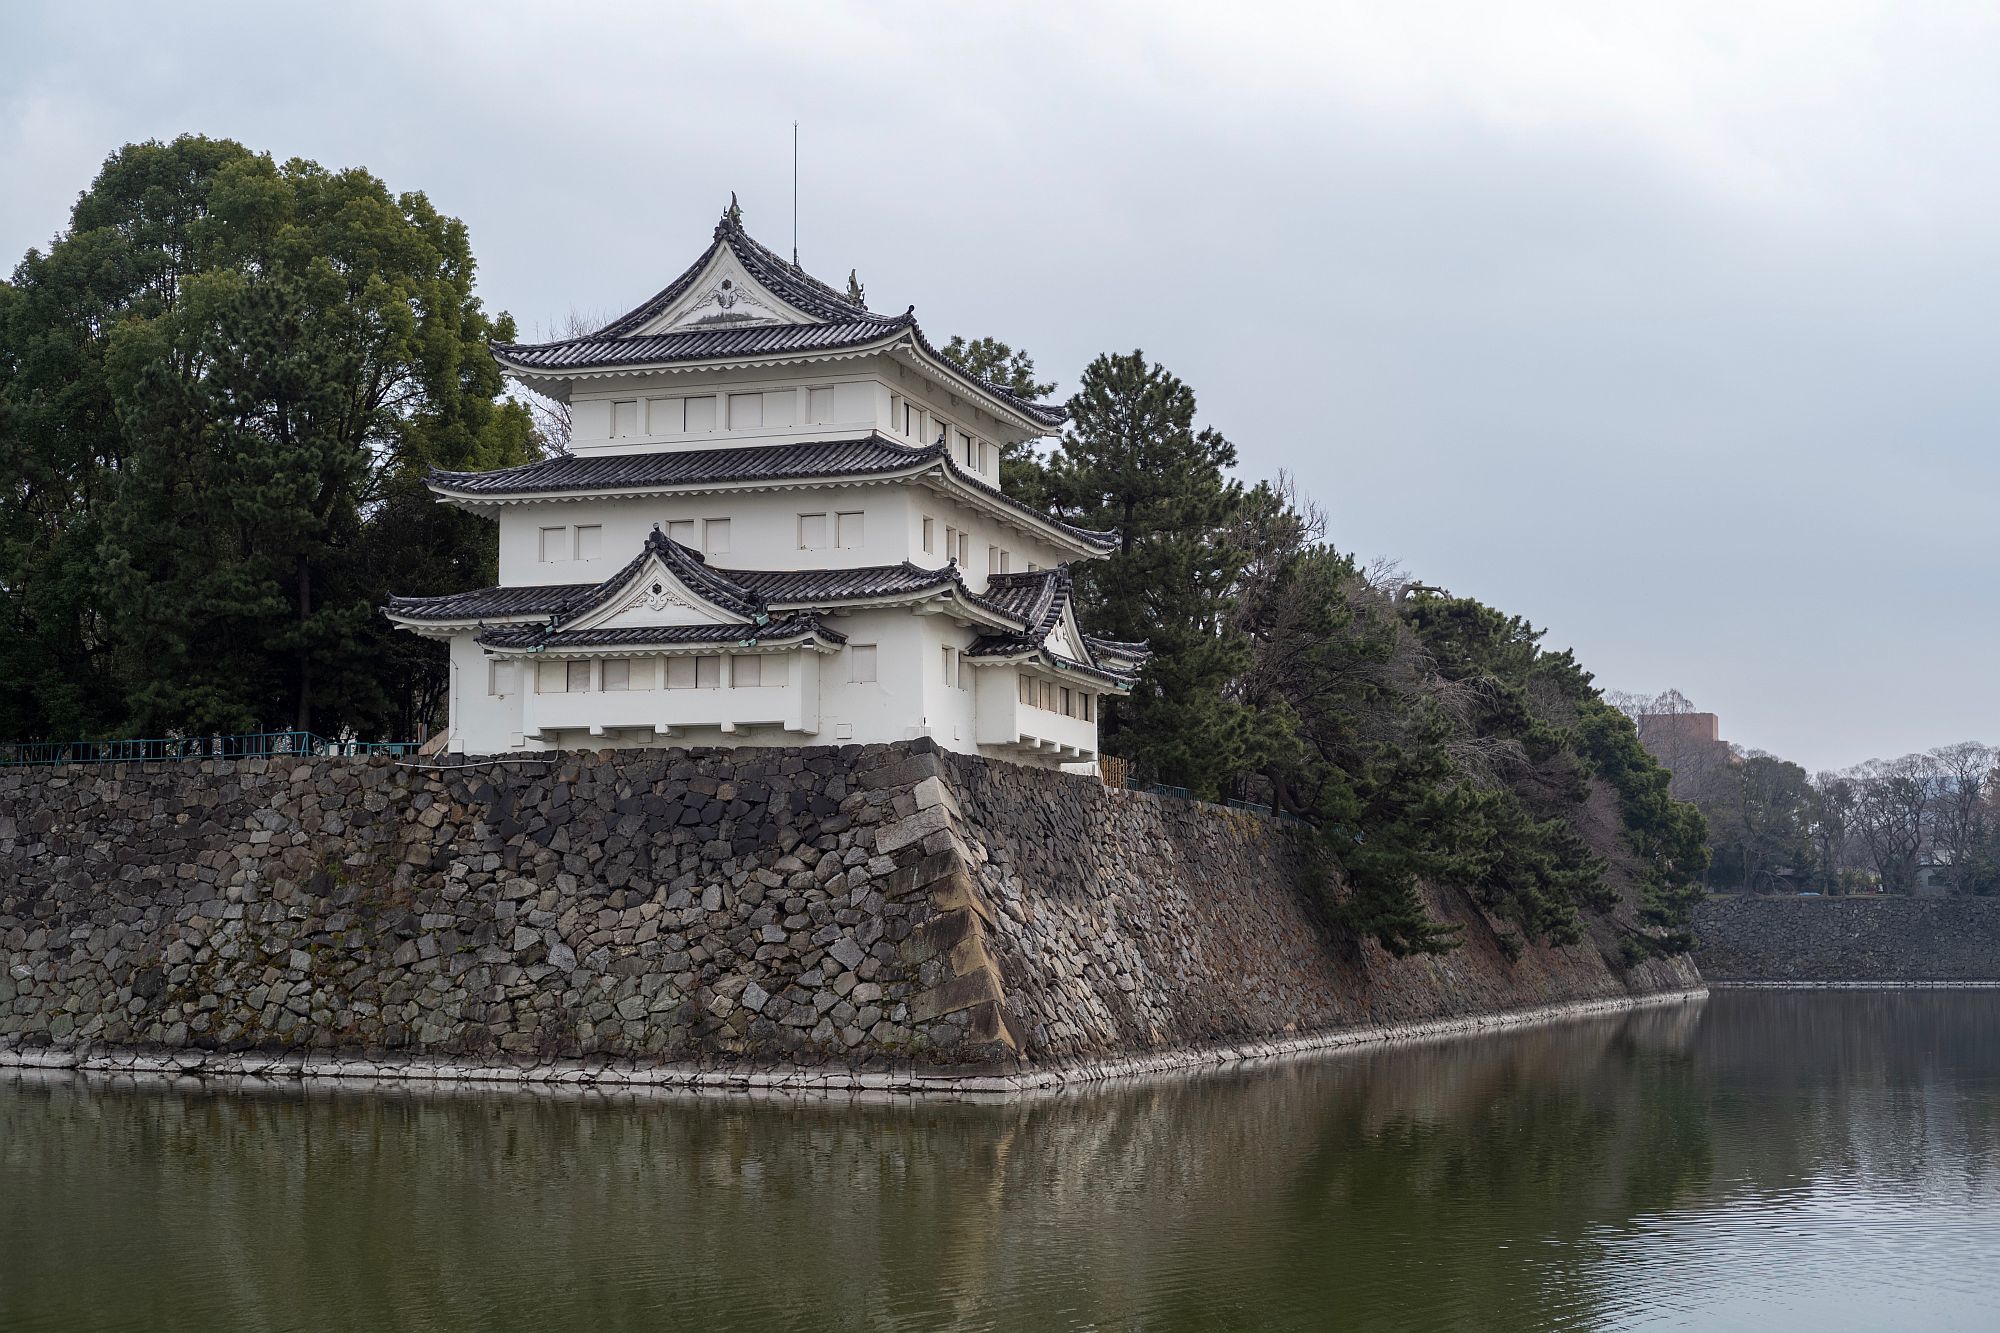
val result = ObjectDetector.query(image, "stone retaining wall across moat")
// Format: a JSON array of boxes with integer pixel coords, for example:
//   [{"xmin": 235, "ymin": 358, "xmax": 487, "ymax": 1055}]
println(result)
[
  {"xmin": 0, "ymin": 742, "xmax": 1698, "ymax": 1085},
  {"xmin": 1694, "ymin": 895, "xmax": 2000, "ymax": 983}
]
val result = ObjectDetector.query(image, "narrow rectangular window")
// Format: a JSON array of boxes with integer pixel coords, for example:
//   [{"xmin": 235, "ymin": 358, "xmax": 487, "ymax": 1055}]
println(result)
[
  {"xmin": 958, "ymin": 430, "xmax": 974, "ymax": 467},
  {"xmin": 704, "ymin": 518, "xmax": 730, "ymax": 555},
  {"xmin": 648, "ymin": 397, "xmax": 685, "ymax": 434},
  {"xmin": 999, "ymin": 549, "xmax": 1011, "ymax": 574},
  {"xmin": 732, "ymin": 655, "xmax": 762, "ymax": 687},
  {"xmin": 611, "ymin": 400, "xmax": 639, "ymax": 438},
  {"xmin": 538, "ymin": 660, "xmax": 567, "ymax": 694},
  {"xmin": 666, "ymin": 657, "xmax": 696, "ymax": 689},
  {"xmin": 573, "ymin": 525, "xmax": 601, "ymax": 560},
  {"xmin": 798, "ymin": 512, "xmax": 827, "ymax": 550},
  {"xmin": 941, "ymin": 646, "xmax": 956, "ymax": 689},
  {"xmin": 957, "ymin": 531, "xmax": 970, "ymax": 566},
  {"xmin": 944, "ymin": 525, "xmax": 958, "ymax": 561},
  {"xmin": 808, "ymin": 385, "xmax": 834, "ymax": 423},
  {"xmin": 849, "ymin": 644, "xmax": 878, "ymax": 684},
  {"xmin": 696, "ymin": 655, "xmax": 722, "ymax": 689},
  {"xmin": 835, "ymin": 511, "xmax": 864, "ymax": 550},
  {"xmin": 539, "ymin": 526, "xmax": 567, "ymax": 562},
  {"xmin": 1018, "ymin": 674, "xmax": 1033, "ymax": 706},
  {"xmin": 488, "ymin": 660, "xmax": 515, "ymax": 696},
  {"xmin": 921, "ymin": 516, "xmax": 934, "ymax": 554},
  {"xmin": 987, "ymin": 545, "xmax": 999, "ymax": 575},
  {"xmin": 1082, "ymin": 693, "xmax": 1093, "ymax": 721},
  {"xmin": 667, "ymin": 519, "xmax": 697, "ymax": 546},
  {"xmin": 602, "ymin": 659, "xmax": 630, "ymax": 691},
  {"xmin": 1061, "ymin": 687, "xmax": 1073, "ymax": 717},
  {"xmin": 567, "ymin": 660, "xmax": 592, "ymax": 693},
  {"xmin": 727, "ymin": 392, "xmax": 763, "ymax": 430},
  {"xmin": 685, "ymin": 395, "xmax": 717, "ymax": 431}
]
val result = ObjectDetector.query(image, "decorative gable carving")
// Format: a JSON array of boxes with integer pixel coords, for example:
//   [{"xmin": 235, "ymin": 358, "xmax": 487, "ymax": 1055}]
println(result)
[
  {"xmin": 631, "ymin": 249, "xmax": 814, "ymax": 336},
  {"xmin": 568, "ymin": 558, "xmax": 750, "ymax": 632}
]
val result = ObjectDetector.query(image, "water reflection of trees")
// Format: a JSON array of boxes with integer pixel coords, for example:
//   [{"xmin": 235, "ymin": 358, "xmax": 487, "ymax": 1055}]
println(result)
[{"xmin": 0, "ymin": 1005, "xmax": 1724, "ymax": 1332}]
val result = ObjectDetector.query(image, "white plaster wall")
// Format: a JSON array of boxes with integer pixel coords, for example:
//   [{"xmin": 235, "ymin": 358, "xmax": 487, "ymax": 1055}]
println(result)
[
  {"xmin": 562, "ymin": 352, "xmax": 1029, "ymax": 482},
  {"xmin": 448, "ymin": 633, "xmax": 525, "ymax": 752},
  {"xmin": 497, "ymin": 485, "xmax": 1070, "ymax": 593}
]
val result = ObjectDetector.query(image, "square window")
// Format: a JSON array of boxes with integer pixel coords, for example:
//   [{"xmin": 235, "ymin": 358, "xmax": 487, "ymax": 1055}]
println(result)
[
  {"xmin": 666, "ymin": 657, "xmax": 696, "ymax": 689},
  {"xmin": 574, "ymin": 525, "xmax": 601, "ymax": 560},
  {"xmin": 539, "ymin": 526, "xmax": 566, "ymax": 562},
  {"xmin": 922, "ymin": 516, "xmax": 934, "ymax": 554},
  {"xmin": 603, "ymin": 659, "xmax": 630, "ymax": 691},
  {"xmin": 836, "ymin": 511, "xmax": 863, "ymax": 549},
  {"xmin": 733, "ymin": 655, "xmax": 762, "ymax": 688},
  {"xmin": 611, "ymin": 400, "xmax": 639, "ymax": 438},
  {"xmin": 798, "ymin": 513, "xmax": 827, "ymax": 550},
  {"xmin": 667, "ymin": 519, "xmax": 696, "ymax": 546},
  {"xmin": 808, "ymin": 385, "xmax": 834, "ymax": 423},
  {"xmin": 488, "ymin": 660, "xmax": 515, "ymax": 696},
  {"xmin": 685, "ymin": 395, "xmax": 717, "ymax": 431},
  {"xmin": 537, "ymin": 660, "xmax": 567, "ymax": 694},
  {"xmin": 696, "ymin": 655, "xmax": 721, "ymax": 689},
  {"xmin": 626, "ymin": 659, "xmax": 656, "ymax": 690},
  {"xmin": 727, "ymin": 392, "xmax": 763, "ymax": 429},
  {"xmin": 567, "ymin": 660, "xmax": 592, "ymax": 692},
  {"xmin": 849, "ymin": 644, "xmax": 877, "ymax": 684},
  {"xmin": 704, "ymin": 518, "xmax": 730, "ymax": 555},
  {"xmin": 648, "ymin": 397, "xmax": 685, "ymax": 433}
]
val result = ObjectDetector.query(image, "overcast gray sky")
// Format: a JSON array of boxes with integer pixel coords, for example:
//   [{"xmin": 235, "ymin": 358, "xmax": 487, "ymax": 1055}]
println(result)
[{"xmin": 4, "ymin": 2, "xmax": 1995, "ymax": 772}]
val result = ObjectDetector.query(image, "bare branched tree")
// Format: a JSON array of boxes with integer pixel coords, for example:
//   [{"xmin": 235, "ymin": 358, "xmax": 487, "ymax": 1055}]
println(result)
[
  {"xmin": 1850, "ymin": 752, "xmax": 1939, "ymax": 893},
  {"xmin": 1927, "ymin": 741, "xmax": 1997, "ymax": 893},
  {"xmin": 516, "ymin": 308, "xmax": 606, "ymax": 458}
]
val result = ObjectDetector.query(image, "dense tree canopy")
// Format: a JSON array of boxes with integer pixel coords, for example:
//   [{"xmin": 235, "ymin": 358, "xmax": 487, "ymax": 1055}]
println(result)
[{"xmin": 0, "ymin": 135, "xmax": 536, "ymax": 742}]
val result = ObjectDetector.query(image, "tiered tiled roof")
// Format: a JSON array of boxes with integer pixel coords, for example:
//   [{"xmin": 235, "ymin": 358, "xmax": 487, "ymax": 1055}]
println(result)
[
  {"xmin": 424, "ymin": 435, "xmax": 1119, "ymax": 554},
  {"xmin": 491, "ymin": 212, "xmax": 1065, "ymax": 429},
  {"xmin": 476, "ymin": 616, "xmax": 843, "ymax": 653}
]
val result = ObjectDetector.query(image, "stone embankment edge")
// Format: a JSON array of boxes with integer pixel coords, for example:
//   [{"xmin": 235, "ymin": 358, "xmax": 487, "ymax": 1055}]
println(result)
[
  {"xmin": 1710, "ymin": 980, "xmax": 2000, "ymax": 990},
  {"xmin": 0, "ymin": 986, "xmax": 1706, "ymax": 1101}
]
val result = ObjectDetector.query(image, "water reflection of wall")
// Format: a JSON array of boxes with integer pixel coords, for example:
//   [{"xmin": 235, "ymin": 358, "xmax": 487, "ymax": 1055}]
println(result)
[{"xmin": 0, "ymin": 1004, "xmax": 1720, "ymax": 1332}]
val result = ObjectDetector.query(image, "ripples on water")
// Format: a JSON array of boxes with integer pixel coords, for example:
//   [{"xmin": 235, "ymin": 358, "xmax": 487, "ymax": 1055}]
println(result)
[{"xmin": 3, "ymin": 991, "xmax": 1998, "ymax": 1332}]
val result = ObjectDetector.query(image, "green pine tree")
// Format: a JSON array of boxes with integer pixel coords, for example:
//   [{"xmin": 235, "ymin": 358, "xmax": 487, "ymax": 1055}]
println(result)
[{"xmin": 1042, "ymin": 350, "xmax": 1250, "ymax": 796}]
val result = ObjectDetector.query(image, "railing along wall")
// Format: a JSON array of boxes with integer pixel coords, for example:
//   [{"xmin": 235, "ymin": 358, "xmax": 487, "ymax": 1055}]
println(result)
[{"xmin": 0, "ymin": 732, "xmax": 417, "ymax": 768}]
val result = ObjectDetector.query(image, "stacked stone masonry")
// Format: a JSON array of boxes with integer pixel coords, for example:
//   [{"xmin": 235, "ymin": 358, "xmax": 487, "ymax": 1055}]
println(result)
[
  {"xmin": 1695, "ymin": 895, "xmax": 2000, "ymax": 983},
  {"xmin": 0, "ymin": 742, "xmax": 1698, "ymax": 1079}
]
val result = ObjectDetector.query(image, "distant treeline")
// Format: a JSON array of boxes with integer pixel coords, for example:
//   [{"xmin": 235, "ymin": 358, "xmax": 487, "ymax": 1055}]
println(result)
[{"xmin": 1611, "ymin": 692, "xmax": 1999, "ymax": 896}]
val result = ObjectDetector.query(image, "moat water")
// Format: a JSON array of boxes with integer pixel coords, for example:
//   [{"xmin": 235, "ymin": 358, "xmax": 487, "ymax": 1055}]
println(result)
[{"xmin": 4, "ymin": 990, "xmax": 1998, "ymax": 1331}]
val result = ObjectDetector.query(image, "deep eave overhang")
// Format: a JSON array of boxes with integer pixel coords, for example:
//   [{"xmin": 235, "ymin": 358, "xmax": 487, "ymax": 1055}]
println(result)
[
  {"xmin": 426, "ymin": 443, "xmax": 1117, "ymax": 559},
  {"xmin": 492, "ymin": 325, "xmax": 1065, "ymax": 435}
]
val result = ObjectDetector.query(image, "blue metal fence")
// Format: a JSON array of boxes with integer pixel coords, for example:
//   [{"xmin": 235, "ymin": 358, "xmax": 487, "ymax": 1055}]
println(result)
[{"xmin": 0, "ymin": 731, "xmax": 417, "ymax": 768}]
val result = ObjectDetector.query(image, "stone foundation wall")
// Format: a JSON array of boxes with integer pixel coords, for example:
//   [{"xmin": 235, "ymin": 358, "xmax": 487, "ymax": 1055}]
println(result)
[
  {"xmin": 0, "ymin": 742, "xmax": 1697, "ymax": 1078},
  {"xmin": 1695, "ymin": 895, "xmax": 2000, "ymax": 982}
]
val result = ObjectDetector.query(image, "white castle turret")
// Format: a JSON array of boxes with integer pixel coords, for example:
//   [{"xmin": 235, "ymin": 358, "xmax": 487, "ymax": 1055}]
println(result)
[{"xmin": 385, "ymin": 207, "xmax": 1146, "ymax": 764}]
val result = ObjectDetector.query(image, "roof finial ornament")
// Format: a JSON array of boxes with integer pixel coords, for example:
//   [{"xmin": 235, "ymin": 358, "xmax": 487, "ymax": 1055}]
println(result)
[
  {"xmin": 846, "ymin": 269, "xmax": 866, "ymax": 307},
  {"xmin": 724, "ymin": 192, "xmax": 743, "ymax": 228}
]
